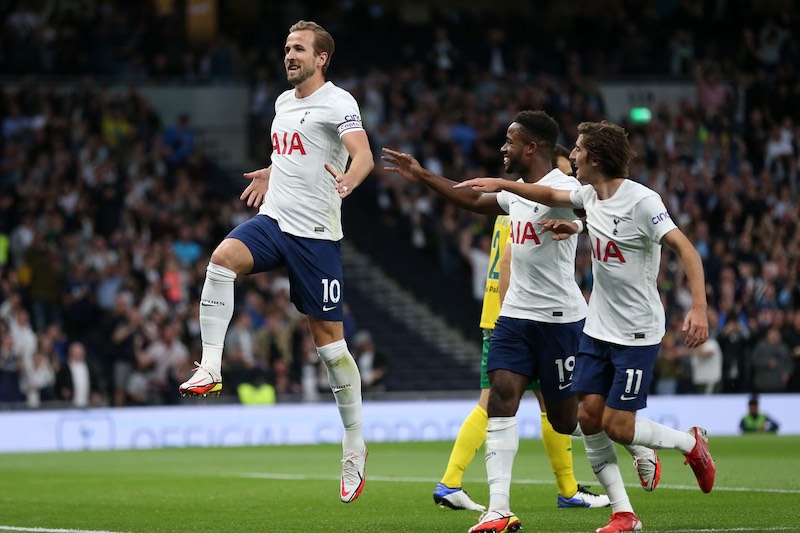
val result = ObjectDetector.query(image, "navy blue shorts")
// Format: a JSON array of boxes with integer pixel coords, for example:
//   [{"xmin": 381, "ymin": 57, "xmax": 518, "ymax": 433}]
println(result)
[
  {"xmin": 487, "ymin": 316, "xmax": 584, "ymax": 399},
  {"xmin": 572, "ymin": 335, "xmax": 659, "ymax": 411},
  {"xmin": 227, "ymin": 215, "xmax": 344, "ymax": 321}
]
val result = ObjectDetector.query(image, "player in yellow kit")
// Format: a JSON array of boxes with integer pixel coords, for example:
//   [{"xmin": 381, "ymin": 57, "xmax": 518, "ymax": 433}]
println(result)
[{"xmin": 432, "ymin": 147, "xmax": 610, "ymax": 511}]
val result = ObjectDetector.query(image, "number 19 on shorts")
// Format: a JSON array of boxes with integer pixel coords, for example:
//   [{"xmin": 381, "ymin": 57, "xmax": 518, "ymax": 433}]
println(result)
[{"xmin": 555, "ymin": 355, "xmax": 575, "ymax": 386}]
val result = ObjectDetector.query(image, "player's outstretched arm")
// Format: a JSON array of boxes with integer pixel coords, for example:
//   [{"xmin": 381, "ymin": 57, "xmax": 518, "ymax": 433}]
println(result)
[
  {"xmin": 328, "ymin": 130, "xmax": 374, "ymax": 199},
  {"xmin": 240, "ymin": 165, "xmax": 272, "ymax": 207},
  {"xmin": 662, "ymin": 228, "xmax": 709, "ymax": 348},
  {"xmin": 382, "ymin": 147, "xmax": 503, "ymax": 215},
  {"xmin": 455, "ymin": 178, "xmax": 574, "ymax": 208},
  {"xmin": 538, "ymin": 219, "xmax": 582, "ymax": 241}
]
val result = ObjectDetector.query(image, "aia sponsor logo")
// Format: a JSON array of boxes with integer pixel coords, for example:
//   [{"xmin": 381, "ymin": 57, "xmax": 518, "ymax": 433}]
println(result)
[
  {"xmin": 272, "ymin": 131, "xmax": 306, "ymax": 155},
  {"xmin": 591, "ymin": 236, "xmax": 626, "ymax": 263},
  {"xmin": 510, "ymin": 220, "xmax": 541, "ymax": 245}
]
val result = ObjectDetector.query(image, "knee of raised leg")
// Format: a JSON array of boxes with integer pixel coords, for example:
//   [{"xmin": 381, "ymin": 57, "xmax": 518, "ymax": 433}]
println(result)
[
  {"xmin": 603, "ymin": 420, "xmax": 630, "ymax": 443},
  {"xmin": 551, "ymin": 418, "xmax": 577, "ymax": 435},
  {"xmin": 209, "ymin": 249, "xmax": 232, "ymax": 269},
  {"xmin": 210, "ymin": 241, "xmax": 247, "ymax": 273},
  {"xmin": 577, "ymin": 412, "xmax": 600, "ymax": 434}
]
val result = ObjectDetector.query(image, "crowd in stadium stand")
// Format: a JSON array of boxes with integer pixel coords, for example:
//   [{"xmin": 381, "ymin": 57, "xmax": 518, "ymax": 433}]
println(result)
[{"xmin": 0, "ymin": 1, "xmax": 799, "ymax": 406}]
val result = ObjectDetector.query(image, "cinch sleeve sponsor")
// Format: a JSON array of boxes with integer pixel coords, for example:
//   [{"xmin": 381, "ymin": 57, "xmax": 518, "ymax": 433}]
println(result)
[{"xmin": 634, "ymin": 193, "xmax": 677, "ymax": 243}]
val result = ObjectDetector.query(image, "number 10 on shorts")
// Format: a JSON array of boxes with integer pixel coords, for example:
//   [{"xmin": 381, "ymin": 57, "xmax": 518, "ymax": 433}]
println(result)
[{"xmin": 321, "ymin": 278, "xmax": 341, "ymax": 303}]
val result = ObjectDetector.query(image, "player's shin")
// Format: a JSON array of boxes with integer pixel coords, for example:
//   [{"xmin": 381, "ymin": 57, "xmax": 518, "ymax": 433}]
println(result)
[
  {"xmin": 485, "ymin": 416, "xmax": 518, "ymax": 511},
  {"xmin": 582, "ymin": 431, "xmax": 634, "ymax": 514},
  {"xmin": 631, "ymin": 418, "xmax": 695, "ymax": 453},
  {"xmin": 199, "ymin": 263, "xmax": 237, "ymax": 373},
  {"xmin": 318, "ymin": 339, "xmax": 365, "ymax": 452}
]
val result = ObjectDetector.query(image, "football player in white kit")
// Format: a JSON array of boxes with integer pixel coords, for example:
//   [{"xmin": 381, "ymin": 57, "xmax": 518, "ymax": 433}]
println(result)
[
  {"xmin": 383, "ymin": 112, "xmax": 655, "ymax": 533},
  {"xmin": 178, "ymin": 20, "xmax": 374, "ymax": 503},
  {"xmin": 457, "ymin": 120, "xmax": 716, "ymax": 533}
]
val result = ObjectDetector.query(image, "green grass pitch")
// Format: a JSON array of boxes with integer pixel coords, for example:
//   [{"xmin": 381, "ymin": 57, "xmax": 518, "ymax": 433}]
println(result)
[{"xmin": 1, "ymin": 435, "xmax": 798, "ymax": 532}]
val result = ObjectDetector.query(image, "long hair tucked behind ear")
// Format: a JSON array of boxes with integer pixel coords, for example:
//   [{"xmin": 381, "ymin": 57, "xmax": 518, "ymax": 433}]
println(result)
[{"xmin": 289, "ymin": 20, "xmax": 335, "ymax": 74}]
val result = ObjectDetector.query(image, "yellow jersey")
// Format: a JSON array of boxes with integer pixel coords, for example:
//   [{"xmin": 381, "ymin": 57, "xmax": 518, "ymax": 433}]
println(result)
[{"xmin": 478, "ymin": 215, "xmax": 511, "ymax": 329}]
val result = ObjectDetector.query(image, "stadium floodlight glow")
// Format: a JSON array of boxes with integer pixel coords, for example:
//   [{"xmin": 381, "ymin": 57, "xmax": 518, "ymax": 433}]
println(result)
[{"xmin": 629, "ymin": 107, "xmax": 652, "ymax": 124}]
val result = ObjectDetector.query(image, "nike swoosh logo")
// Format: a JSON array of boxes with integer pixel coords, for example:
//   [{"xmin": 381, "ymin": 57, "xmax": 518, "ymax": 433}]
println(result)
[
  {"xmin": 201, "ymin": 300, "xmax": 224, "ymax": 307},
  {"xmin": 558, "ymin": 383, "xmax": 572, "ymax": 390},
  {"xmin": 322, "ymin": 305, "xmax": 337, "ymax": 311},
  {"xmin": 620, "ymin": 394, "xmax": 638, "ymax": 401},
  {"xmin": 340, "ymin": 477, "xmax": 354, "ymax": 499}
]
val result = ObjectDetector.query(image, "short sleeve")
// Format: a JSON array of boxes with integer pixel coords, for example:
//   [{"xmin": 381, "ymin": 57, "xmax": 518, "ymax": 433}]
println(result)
[
  {"xmin": 331, "ymin": 93, "xmax": 364, "ymax": 138},
  {"xmin": 633, "ymin": 193, "xmax": 677, "ymax": 243},
  {"xmin": 496, "ymin": 190, "xmax": 510, "ymax": 213},
  {"xmin": 570, "ymin": 184, "xmax": 591, "ymax": 208}
]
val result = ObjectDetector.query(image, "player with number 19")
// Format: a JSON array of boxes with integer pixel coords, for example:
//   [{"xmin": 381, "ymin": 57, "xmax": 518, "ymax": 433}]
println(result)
[
  {"xmin": 385, "ymin": 111, "xmax": 591, "ymax": 533},
  {"xmin": 178, "ymin": 20, "xmax": 374, "ymax": 504}
]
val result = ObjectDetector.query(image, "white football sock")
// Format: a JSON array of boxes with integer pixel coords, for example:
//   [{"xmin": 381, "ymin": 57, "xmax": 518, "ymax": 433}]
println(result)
[
  {"xmin": 583, "ymin": 431, "xmax": 633, "ymax": 514},
  {"xmin": 317, "ymin": 339, "xmax": 364, "ymax": 453},
  {"xmin": 485, "ymin": 416, "xmax": 518, "ymax": 511},
  {"xmin": 631, "ymin": 418, "xmax": 695, "ymax": 453},
  {"xmin": 199, "ymin": 263, "xmax": 236, "ymax": 375}
]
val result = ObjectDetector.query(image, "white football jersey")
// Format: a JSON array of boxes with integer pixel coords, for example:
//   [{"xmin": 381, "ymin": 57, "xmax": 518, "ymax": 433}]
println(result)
[
  {"xmin": 496, "ymin": 169, "xmax": 588, "ymax": 323},
  {"xmin": 260, "ymin": 82, "xmax": 364, "ymax": 240},
  {"xmin": 570, "ymin": 179, "xmax": 677, "ymax": 346}
]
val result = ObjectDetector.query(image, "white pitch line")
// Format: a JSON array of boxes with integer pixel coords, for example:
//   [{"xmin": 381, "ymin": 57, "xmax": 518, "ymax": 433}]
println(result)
[
  {"xmin": 238, "ymin": 472, "xmax": 800, "ymax": 494},
  {"xmin": 563, "ymin": 529, "xmax": 796, "ymax": 533},
  {"xmin": 0, "ymin": 524, "xmax": 127, "ymax": 533}
]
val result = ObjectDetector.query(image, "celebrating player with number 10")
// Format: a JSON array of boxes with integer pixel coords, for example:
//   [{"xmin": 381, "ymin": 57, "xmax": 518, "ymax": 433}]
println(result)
[{"xmin": 178, "ymin": 20, "xmax": 374, "ymax": 503}]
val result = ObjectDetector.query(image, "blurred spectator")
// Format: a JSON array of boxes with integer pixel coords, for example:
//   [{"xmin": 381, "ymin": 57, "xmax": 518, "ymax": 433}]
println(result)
[
  {"xmin": 144, "ymin": 320, "xmax": 189, "ymax": 404},
  {"xmin": 162, "ymin": 113, "xmax": 195, "ymax": 166},
  {"xmin": 226, "ymin": 312, "xmax": 255, "ymax": 367},
  {"xmin": 62, "ymin": 260, "xmax": 97, "ymax": 340},
  {"xmin": 172, "ymin": 226, "xmax": 202, "ymax": 268},
  {"xmin": 751, "ymin": 327, "xmax": 793, "ymax": 393},
  {"xmin": 352, "ymin": 330, "xmax": 390, "ymax": 393},
  {"xmin": 300, "ymin": 331, "xmax": 323, "ymax": 402},
  {"xmin": 0, "ymin": 322, "xmax": 23, "ymax": 403},
  {"xmin": 717, "ymin": 307, "xmax": 752, "ymax": 393},
  {"xmin": 8, "ymin": 308, "xmax": 37, "ymax": 369},
  {"xmin": 237, "ymin": 369, "xmax": 277, "ymax": 405},
  {"xmin": 783, "ymin": 312, "xmax": 800, "ymax": 392},
  {"xmin": 109, "ymin": 292, "xmax": 145, "ymax": 406},
  {"xmin": 20, "ymin": 350, "xmax": 55, "ymax": 407},
  {"xmin": 125, "ymin": 351, "xmax": 156, "ymax": 406},
  {"xmin": 24, "ymin": 237, "xmax": 65, "ymax": 332},
  {"xmin": 55, "ymin": 341, "xmax": 99, "ymax": 408},
  {"xmin": 460, "ymin": 232, "xmax": 491, "ymax": 302},
  {"xmin": 739, "ymin": 396, "xmax": 779, "ymax": 433},
  {"xmin": 654, "ymin": 331, "xmax": 683, "ymax": 395},
  {"xmin": 684, "ymin": 310, "xmax": 723, "ymax": 394}
]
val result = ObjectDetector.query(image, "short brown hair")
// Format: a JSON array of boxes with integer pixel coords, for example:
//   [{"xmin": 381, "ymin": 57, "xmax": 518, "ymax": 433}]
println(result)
[
  {"xmin": 577, "ymin": 121, "xmax": 635, "ymax": 177},
  {"xmin": 289, "ymin": 20, "xmax": 335, "ymax": 74}
]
